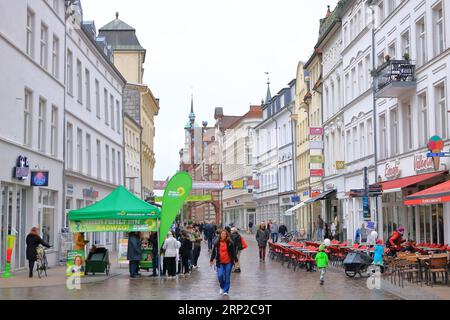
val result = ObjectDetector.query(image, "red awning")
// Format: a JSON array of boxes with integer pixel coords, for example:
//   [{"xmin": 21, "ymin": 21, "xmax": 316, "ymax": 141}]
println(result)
[
  {"xmin": 404, "ymin": 180, "xmax": 450, "ymax": 205},
  {"xmin": 377, "ymin": 171, "xmax": 445, "ymax": 192}
]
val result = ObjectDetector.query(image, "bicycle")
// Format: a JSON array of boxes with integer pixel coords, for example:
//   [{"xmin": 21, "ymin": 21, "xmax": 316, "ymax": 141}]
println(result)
[{"xmin": 36, "ymin": 245, "xmax": 50, "ymax": 278}]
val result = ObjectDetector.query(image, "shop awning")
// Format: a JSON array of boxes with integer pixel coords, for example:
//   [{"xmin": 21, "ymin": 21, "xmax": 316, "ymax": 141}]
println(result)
[
  {"xmin": 375, "ymin": 171, "xmax": 445, "ymax": 193},
  {"xmin": 284, "ymin": 201, "xmax": 308, "ymax": 215},
  {"xmin": 305, "ymin": 189, "xmax": 336, "ymax": 204},
  {"xmin": 404, "ymin": 180, "xmax": 450, "ymax": 206}
]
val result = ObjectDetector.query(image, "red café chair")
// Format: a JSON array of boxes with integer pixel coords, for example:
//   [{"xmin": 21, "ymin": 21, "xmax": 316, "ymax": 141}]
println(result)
[
  {"xmin": 352, "ymin": 243, "xmax": 360, "ymax": 250},
  {"xmin": 340, "ymin": 242, "xmax": 348, "ymax": 247}
]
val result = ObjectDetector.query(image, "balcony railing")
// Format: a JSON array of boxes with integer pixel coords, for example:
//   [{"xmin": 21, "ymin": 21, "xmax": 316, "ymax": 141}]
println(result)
[{"xmin": 374, "ymin": 60, "xmax": 416, "ymax": 98}]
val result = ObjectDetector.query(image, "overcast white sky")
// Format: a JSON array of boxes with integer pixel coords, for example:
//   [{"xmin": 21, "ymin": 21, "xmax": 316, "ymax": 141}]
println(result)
[{"xmin": 82, "ymin": 0, "xmax": 339, "ymax": 181}]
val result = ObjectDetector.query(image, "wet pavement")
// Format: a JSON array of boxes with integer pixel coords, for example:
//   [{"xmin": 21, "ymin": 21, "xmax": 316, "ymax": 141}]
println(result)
[{"xmin": 0, "ymin": 234, "xmax": 402, "ymax": 300}]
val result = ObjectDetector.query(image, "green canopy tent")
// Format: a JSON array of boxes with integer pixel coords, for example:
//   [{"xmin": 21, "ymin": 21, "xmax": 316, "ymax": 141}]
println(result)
[{"xmin": 68, "ymin": 186, "xmax": 161, "ymax": 233}]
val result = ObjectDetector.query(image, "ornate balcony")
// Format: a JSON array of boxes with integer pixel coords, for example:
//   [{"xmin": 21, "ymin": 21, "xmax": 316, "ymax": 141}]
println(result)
[{"xmin": 374, "ymin": 60, "xmax": 416, "ymax": 98}]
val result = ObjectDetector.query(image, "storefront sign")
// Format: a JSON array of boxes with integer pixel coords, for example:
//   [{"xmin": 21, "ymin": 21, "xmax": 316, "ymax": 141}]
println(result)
[
  {"xmin": 427, "ymin": 136, "xmax": 447, "ymax": 170},
  {"xmin": 83, "ymin": 187, "xmax": 99, "ymax": 198},
  {"xmin": 384, "ymin": 160, "xmax": 401, "ymax": 180},
  {"xmin": 310, "ymin": 155, "xmax": 324, "ymax": 163},
  {"xmin": 309, "ymin": 141, "xmax": 324, "ymax": 150},
  {"xmin": 31, "ymin": 171, "xmax": 49, "ymax": 186},
  {"xmin": 414, "ymin": 153, "xmax": 434, "ymax": 173},
  {"xmin": 69, "ymin": 219, "xmax": 157, "ymax": 233},
  {"xmin": 310, "ymin": 169, "xmax": 324, "ymax": 177},
  {"xmin": 291, "ymin": 195, "xmax": 300, "ymax": 203},
  {"xmin": 309, "ymin": 127, "xmax": 324, "ymax": 136},
  {"xmin": 232, "ymin": 180, "xmax": 245, "ymax": 189},
  {"xmin": 14, "ymin": 156, "xmax": 29, "ymax": 181},
  {"xmin": 336, "ymin": 161, "xmax": 345, "ymax": 170},
  {"xmin": 363, "ymin": 196, "xmax": 370, "ymax": 219}
]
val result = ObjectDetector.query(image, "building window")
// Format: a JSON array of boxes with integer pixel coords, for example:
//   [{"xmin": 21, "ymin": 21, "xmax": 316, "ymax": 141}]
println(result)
[
  {"xmin": 378, "ymin": 1, "xmax": 385, "ymax": 23},
  {"xmin": 105, "ymin": 145, "xmax": 110, "ymax": 181},
  {"xmin": 95, "ymin": 79, "xmax": 100, "ymax": 118},
  {"xmin": 86, "ymin": 133, "xmax": 91, "ymax": 176},
  {"xmin": 358, "ymin": 61, "xmax": 364, "ymax": 95},
  {"xmin": 51, "ymin": 35, "xmax": 59, "ymax": 78},
  {"xmin": 85, "ymin": 69, "xmax": 91, "ymax": 110},
  {"xmin": 50, "ymin": 106, "xmax": 57, "ymax": 156},
  {"xmin": 387, "ymin": 0, "xmax": 395, "ymax": 16},
  {"xmin": 24, "ymin": 89, "xmax": 33, "ymax": 146},
  {"xmin": 110, "ymin": 95, "xmax": 115, "ymax": 130},
  {"xmin": 112, "ymin": 148, "xmax": 116, "ymax": 184},
  {"xmin": 346, "ymin": 130, "xmax": 352, "ymax": 161},
  {"xmin": 380, "ymin": 114, "xmax": 387, "ymax": 159},
  {"xmin": 367, "ymin": 119, "xmax": 373, "ymax": 154},
  {"xmin": 118, "ymin": 151, "xmax": 122, "ymax": 185},
  {"xmin": 104, "ymin": 89, "xmax": 109, "ymax": 124},
  {"xmin": 352, "ymin": 126, "xmax": 358, "ymax": 160},
  {"xmin": 388, "ymin": 41, "xmax": 396, "ymax": 60},
  {"xmin": 345, "ymin": 73, "xmax": 350, "ymax": 104},
  {"xmin": 77, "ymin": 128, "xmax": 83, "ymax": 172},
  {"xmin": 76, "ymin": 60, "xmax": 82, "ymax": 103},
  {"xmin": 416, "ymin": 17, "xmax": 427, "ymax": 67},
  {"xmin": 67, "ymin": 50, "xmax": 73, "ymax": 95},
  {"xmin": 433, "ymin": 2, "xmax": 444, "ymax": 57},
  {"xmin": 435, "ymin": 83, "xmax": 447, "ymax": 139},
  {"xmin": 26, "ymin": 8, "xmax": 35, "ymax": 57},
  {"xmin": 401, "ymin": 30, "xmax": 410, "ymax": 57},
  {"xmin": 38, "ymin": 98, "xmax": 46, "ymax": 152},
  {"xmin": 40, "ymin": 23, "xmax": 48, "ymax": 69},
  {"xmin": 52, "ymin": 0, "xmax": 59, "ymax": 13},
  {"xmin": 96, "ymin": 139, "xmax": 101, "ymax": 179},
  {"xmin": 377, "ymin": 51, "xmax": 385, "ymax": 67},
  {"xmin": 403, "ymin": 103, "xmax": 413, "ymax": 151},
  {"xmin": 419, "ymin": 92, "xmax": 428, "ymax": 147},
  {"xmin": 390, "ymin": 107, "xmax": 399, "ymax": 156},
  {"xmin": 360, "ymin": 122, "xmax": 365, "ymax": 158},
  {"xmin": 40, "ymin": 190, "xmax": 56, "ymax": 247},
  {"xmin": 67, "ymin": 123, "xmax": 73, "ymax": 169},
  {"xmin": 116, "ymin": 100, "xmax": 121, "ymax": 133}
]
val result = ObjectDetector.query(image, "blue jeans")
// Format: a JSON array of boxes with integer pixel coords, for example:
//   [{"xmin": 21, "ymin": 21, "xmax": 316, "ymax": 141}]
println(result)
[
  {"xmin": 208, "ymin": 237, "xmax": 213, "ymax": 250},
  {"xmin": 271, "ymin": 233, "xmax": 278, "ymax": 243},
  {"xmin": 216, "ymin": 263, "xmax": 233, "ymax": 293},
  {"xmin": 129, "ymin": 260, "xmax": 139, "ymax": 277}
]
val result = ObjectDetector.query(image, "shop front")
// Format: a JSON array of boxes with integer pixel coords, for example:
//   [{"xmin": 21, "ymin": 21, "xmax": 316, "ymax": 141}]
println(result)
[{"xmin": 304, "ymin": 189, "xmax": 335, "ymax": 241}]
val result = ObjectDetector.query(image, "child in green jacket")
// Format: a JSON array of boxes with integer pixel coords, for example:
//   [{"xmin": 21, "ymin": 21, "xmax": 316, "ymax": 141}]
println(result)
[{"xmin": 315, "ymin": 244, "xmax": 329, "ymax": 286}]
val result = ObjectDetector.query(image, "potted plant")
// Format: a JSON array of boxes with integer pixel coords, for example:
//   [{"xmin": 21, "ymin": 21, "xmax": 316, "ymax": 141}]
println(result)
[{"xmin": 403, "ymin": 52, "xmax": 410, "ymax": 62}]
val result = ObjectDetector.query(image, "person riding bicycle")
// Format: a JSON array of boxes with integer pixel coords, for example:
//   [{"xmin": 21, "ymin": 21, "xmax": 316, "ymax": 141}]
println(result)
[
  {"xmin": 386, "ymin": 227, "xmax": 405, "ymax": 256},
  {"xmin": 26, "ymin": 227, "xmax": 50, "ymax": 278}
]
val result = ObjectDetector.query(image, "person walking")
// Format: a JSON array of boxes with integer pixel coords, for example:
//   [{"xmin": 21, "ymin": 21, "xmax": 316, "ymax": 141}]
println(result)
[
  {"xmin": 179, "ymin": 230, "xmax": 193, "ymax": 276},
  {"xmin": 355, "ymin": 223, "xmax": 368, "ymax": 244},
  {"xmin": 26, "ymin": 227, "xmax": 50, "ymax": 278},
  {"xmin": 270, "ymin": 221, "xmax": 279, "ymax": 243},
  {"xmin": 204, "ymin": 221, "xmax": 215, "ymax": 252},
  {"xmin": 149, "ymin": 231, "xmax": 159, "ymax": 277},
  {"xmin": 256, "ymin": 223, "xmax": 270, "ymax": 262},
  {"xmin": 162, "ymin": 231, "xmax": 180, "ymax": 278},
  {"xmin": 248, "ymin": 221, "xmax": 254, "ymax": 234},
  {"xmin": 315, "ymin": 244, "xmax": 329, "ymax": 286},
  {"xmin": 278, "ymin": 223, "xmax": 287, "ymax": 237},
  {"xmin": 317, "ymin": 216, "xmax": 324, "ymax": 241},
  {"xmin": 210, "ymin": 229, "xmax": 238, "ymax": 296},
  {"xmin": 230, "ymin": 227, "xmax": 248, "ymax": 273},
  {"xmin": 192, "ymin": 225, "xmax": 203, "ymax": 269},
  {"xmin": 127, "ymin": 232, "xmax": 142, "ymax": 278}
]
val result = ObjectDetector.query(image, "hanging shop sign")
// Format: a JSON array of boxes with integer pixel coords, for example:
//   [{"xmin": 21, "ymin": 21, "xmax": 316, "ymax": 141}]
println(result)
[
  {"xmin": 66, "ymin": 184, "xmax": 74, "ymax": 196},
  {"xmin": 291, "ymin": 195, "xmax": 301, "ymax": 203},
  {"xmin": 414, "ymin": 153, "xmax": 434, "ymax": 173},
  {"xmin": 363, "ymin": 196, "xmax": 370, "ymax": 219},
  {"xmin": 14, "ymin": 156, "xmax": 29, "ymax": 181},
  {"xmin": 384, "ymin": 160, "xmax": 401, "ymax": 180},
  {"xmin": 31, "ymin": 171, "xmax": 49, "ymax": 186},
  {"xmin": 309, "ymin": 141, "xmax": 324, "ymax": 150},
  {"xmin": 426, "ymin": 136, "xmax": 450, "ymax": 170},
  {"xmin": 336, "ymin": 161, "xmax": 346, "ymax": 170},
  {"xmin": 309, "ymin": 127, "xmax": 324, "ymax": 136},
  {"xmin": 310, "ymin": 169, "xmax": 324, "ymax": 177},
  {"xmin": 310, "ymin": 155, "xmax": 324, "ymax": 164}
]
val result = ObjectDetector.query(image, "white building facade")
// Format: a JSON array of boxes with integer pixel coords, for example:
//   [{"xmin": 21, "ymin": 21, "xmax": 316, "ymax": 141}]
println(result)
[
  {"xmin": 372, "ymin": 0, "xmax": 450, "ymax": 244},
  {"xmin": 64, "ymin": 6, "xmax": 126, "ymax": 251},
  {"xmin": 0, "ymin": 0, "xmax": 66, "ymax": 271}
]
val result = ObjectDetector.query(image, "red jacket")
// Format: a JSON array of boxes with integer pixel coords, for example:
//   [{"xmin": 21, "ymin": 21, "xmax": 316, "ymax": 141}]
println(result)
[{"xmin": 389, "ymin": 231, "xmax": 404, "ymax": 248}]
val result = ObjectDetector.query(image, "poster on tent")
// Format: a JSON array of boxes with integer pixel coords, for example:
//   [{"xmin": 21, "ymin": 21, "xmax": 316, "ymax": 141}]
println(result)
[
  {"xmin": 118, "ymin": 239, "xmax": 129, "ymax": 264},
  {"xmin": 69, "ymin": 218, "xmax": 157, "ymax": 233},
  {"xmin": 66, "ymin": 250, "xmax": 86, "ymax": 277}
]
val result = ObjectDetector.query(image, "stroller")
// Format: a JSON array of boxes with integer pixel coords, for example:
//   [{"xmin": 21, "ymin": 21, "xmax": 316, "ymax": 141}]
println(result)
[
  {"xmin": 85, "ymin": 247, "xmax": 110, "ymax": 275},
  {"xmin": 343, "ymin": 251, "xmax": 373, "ymax": 278}
]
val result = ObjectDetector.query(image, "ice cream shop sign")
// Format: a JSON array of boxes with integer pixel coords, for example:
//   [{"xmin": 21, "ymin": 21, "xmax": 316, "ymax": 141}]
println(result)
[
  {"xmin": 385, "ymin": 160, "xmax": 401, "ymax": 180},
  {"xmin": 414, "ymin": 153, "xmax": 434, "ymax": 173}
]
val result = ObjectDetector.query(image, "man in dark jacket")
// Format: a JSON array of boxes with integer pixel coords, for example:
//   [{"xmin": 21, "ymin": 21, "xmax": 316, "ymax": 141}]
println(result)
[
  {"xmin": 26, "ymin": 227, "xmax": 50, "ymax": 278},
  {"xmin": 203, "ymin": 221, "xmax": 215, "ymax": 252},
  {"xmin": 127, "ymin": 232, "xmax": 142, "ymax": 278},
  {"xmin": 179, "ymin": 231, "xmax": 193, "ymax": 275},
  {"xmin": 149, "ymin": 231, "xmax": 159, "ymax": 277},
  {"xmin": 278, "ymin": 224, "xmax": 287, "ymax": 236}
]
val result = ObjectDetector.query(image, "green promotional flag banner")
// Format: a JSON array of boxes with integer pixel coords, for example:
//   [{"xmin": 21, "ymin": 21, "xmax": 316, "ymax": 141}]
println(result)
[{"xmin": 159, "ymin": 172, "xmax": 193, "ymax": 247}]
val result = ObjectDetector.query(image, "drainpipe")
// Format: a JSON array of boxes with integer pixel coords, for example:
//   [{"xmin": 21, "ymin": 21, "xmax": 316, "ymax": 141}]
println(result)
[
  {"xmin": 270, "ymin": 113, "xmax": 279, "ymax": 226},
  {"xmin": 286, "ymin": 102, "xmax": 297, "ymax": 230},
  {"xmin": 62, "ymin": 3, "xmax": 68, "ymax": 243}
]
